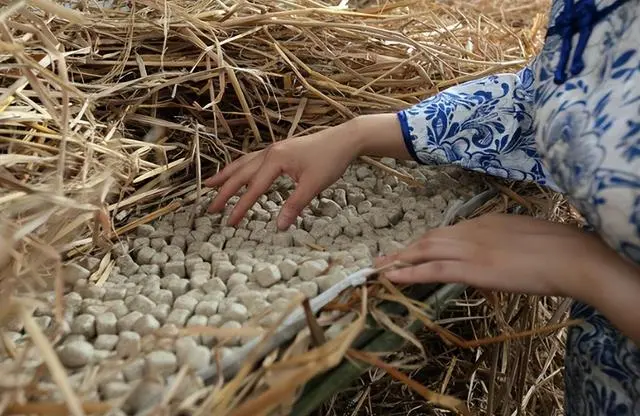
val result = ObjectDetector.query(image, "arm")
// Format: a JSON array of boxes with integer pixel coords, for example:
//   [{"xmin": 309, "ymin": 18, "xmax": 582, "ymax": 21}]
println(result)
[
  {"xmin": 356, "ymin": 64, "xmax": 559, "ymax": 190},
  {"xmin": 375, "ymin": 212, "xmax": 640, "ymax": 346},
  {"xmin": 206, "ymin": 62, "xmax": 561, "ymax": 229}
]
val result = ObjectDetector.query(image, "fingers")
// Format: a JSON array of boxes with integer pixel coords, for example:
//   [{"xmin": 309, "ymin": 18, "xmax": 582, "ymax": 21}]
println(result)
[
  {"xmin": 207, "ymin": 160, "xmax": 260, "ymax": 214},
  {"xmin": 385, "ymin": 260, "xmax": 530, "ymax": 295},
  {"xmin": 227, "ymin": 164, "xmax": 283, "ymax": 226},
  {"xmin": 276, "ymin": 177, "xmax": 321, "ymax": 231},
  {"xmin": 375, "ymin": 237, "xmax": 474, "ymax": 268},
  {"xmin": 206, "ymin": 144, "xmax": 300, "ymax": 225},
  {"xmin": 384, "ymin": 260, "xmax": 469, "ymax": 285},
  {"xmin": 204, "ymin": 151, "xmax": 261, "ymax": 188}
]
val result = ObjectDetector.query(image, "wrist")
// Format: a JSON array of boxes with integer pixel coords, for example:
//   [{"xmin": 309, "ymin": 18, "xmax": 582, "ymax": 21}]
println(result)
[
  {"xmin": 338, "ymin": 116, "xmax": 369, "ymax": 158},
  {"xmin": 584, "ymin": 251, "xmax": 640, "ymax": 344},
  {"xmin": 582, "ymin": 243, "xmax": 640, "ymax": 306},
  {"xmin": 343, "ymin": 113, "xmax": 412, "ymax": 160}
]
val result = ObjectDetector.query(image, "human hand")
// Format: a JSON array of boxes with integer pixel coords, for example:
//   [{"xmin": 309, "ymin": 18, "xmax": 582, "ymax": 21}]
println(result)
[
  {"xmin": 205, "ymin": 114, "xmax": 410, "ymax": 231},
  {"xmin": 205, "ymin": 122, "xmax": 361, "ymax": 230},
  {"xmin": 375, "ymin": 214, "xmax": 627, "ymax": 301}
]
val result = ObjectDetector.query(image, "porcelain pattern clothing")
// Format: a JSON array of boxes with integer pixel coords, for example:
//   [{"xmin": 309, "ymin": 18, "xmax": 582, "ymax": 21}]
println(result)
[{"xmin": 397, "ymin": 0, "xmax": 640, "ymax": 414}]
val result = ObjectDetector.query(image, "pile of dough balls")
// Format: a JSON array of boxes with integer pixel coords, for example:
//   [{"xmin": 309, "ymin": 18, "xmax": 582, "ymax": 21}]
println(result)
[{"xmin": 2, "ymin": 160, "xmax": 482, "ymax": 413}]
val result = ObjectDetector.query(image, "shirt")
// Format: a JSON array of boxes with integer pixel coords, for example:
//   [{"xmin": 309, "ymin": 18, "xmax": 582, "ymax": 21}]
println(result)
[{"xmin": 397, "ymin": 0, "xmax": 640, "ymax": 414}]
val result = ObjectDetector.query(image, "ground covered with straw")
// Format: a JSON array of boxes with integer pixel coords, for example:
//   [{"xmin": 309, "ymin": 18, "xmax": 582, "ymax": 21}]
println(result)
[{"xmin": 0, "ymin": 0, "xmax": 579, "ymax": 414}]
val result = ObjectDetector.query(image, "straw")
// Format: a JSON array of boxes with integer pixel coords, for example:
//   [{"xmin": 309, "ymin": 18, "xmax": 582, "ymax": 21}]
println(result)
[{"xmin": 0, "ymin": 0, "xmax": 579, "ymax": 414}]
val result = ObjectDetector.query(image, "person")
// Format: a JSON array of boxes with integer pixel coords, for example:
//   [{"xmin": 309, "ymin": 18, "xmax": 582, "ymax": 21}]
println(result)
[{"xmin": 205, "ymin": 0, "xmax": 640, "ymax": 414}]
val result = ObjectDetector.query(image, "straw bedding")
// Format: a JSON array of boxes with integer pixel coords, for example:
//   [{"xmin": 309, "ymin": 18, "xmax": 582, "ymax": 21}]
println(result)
[{"xmin": 0, "ymin": 0, "xmax": 577, "ymax": 415}]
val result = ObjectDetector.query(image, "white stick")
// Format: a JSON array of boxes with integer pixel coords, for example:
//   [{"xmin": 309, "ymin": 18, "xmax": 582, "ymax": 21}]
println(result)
[{"xmin": 193, "ymin": 267, "xmax": 376, "ymax": 383}]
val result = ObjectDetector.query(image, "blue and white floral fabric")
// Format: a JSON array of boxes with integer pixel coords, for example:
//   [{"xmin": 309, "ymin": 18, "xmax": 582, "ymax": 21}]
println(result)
[{"xmin": 398, "ymin": 0, "xmax": 640, "ymax": 414}]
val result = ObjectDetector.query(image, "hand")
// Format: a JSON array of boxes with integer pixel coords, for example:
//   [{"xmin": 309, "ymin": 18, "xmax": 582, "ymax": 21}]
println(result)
[
  {"xmin": 375, "ymin": 214, "xmax": 629, "ymax": 301},
  {"xmin": 205, "ymin": 114, "xmax": 410, "ymax": 230},
  {"xmin": 205, "ymin": 122, "xmax": 360, "ymax": 230}
]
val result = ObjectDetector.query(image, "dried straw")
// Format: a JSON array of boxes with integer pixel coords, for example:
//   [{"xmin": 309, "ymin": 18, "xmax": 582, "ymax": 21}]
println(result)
[{"xmin": 0, "ymin": 0, "xmax": 577, "ymax": 414}]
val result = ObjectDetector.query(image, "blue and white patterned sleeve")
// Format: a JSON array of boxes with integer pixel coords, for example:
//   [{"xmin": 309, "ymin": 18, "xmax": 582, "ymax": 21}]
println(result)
[{"xmin": 398, "ymin": 65, "xmax": 559, "ymax": 190}]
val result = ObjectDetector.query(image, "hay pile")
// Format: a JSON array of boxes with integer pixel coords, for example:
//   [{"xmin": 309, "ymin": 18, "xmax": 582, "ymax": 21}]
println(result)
[{"xmin": 0, "ymin": 0, "xmax": 575, "ymax": 414}]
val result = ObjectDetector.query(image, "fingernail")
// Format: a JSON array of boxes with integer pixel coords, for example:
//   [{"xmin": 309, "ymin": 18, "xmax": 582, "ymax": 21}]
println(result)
[
  {"xmin": 277, "ymin": 213, "xmax": 291, "ymax": 231},
  {"xmin": 276, "ymin": 219, "xmax": 289, "ymax": 231},
  {"xmin": 227, "ymin": 215, "xmax": 239, "ymax": 227}
]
